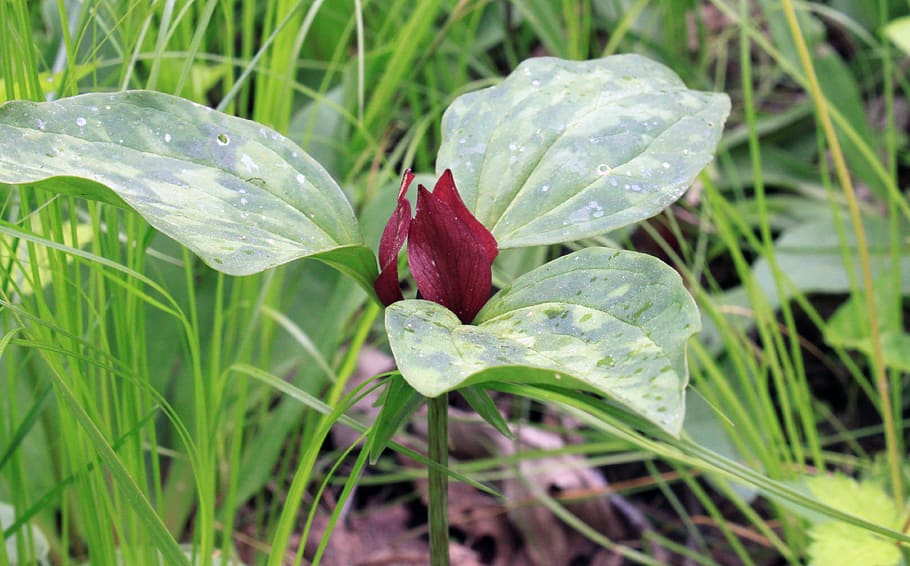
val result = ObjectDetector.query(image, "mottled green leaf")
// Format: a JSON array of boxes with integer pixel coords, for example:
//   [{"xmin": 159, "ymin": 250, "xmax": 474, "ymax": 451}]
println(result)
[
  {"xmin": 0, "ymin": 91, "xmax": 376, "ymax": 290},
  {"xmin": 385, "ymin": 247, "xmax": 700, "ymax": 435},
  {"xmin": 437, "ymin": 55, "xmax": 730, "ymax": 247}
]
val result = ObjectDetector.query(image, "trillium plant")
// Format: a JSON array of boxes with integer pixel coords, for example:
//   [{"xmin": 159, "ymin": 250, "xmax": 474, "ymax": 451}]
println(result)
[{"xmin": 0, "ymin": 55, "xmax": 729, "ymax": 564}]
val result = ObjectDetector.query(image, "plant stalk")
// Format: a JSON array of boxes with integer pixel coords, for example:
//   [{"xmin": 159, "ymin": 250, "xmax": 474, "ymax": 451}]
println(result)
[
  {"xmin": 779, "ymin": 0, "xmax": 904, "ymax": 506},
  {"xmin": 427, "ymin": 393, "xmax": 450, "ymax": 566}
]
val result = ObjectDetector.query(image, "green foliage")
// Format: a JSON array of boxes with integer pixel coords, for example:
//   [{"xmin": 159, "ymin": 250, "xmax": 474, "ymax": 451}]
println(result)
[
  {"xmin": 386, "ymin": 248, "xmax": 699, "ymax": 435},
  {"xmin": 885, "ymin": 16, "xmax": 910, "ymax": 55},
  {"xmin": 825, "ymin": 278, "xmax": 910, "ymax": 372},
  {"xmin": 1, "ymin": 502, "xmax": 49, "ymax": 565},
  {"xmin": 803, "ymin": 475, "xmax": 903, "ymax": 566},
  {"xmin": 1, "ymin": 0, "xmax": 909, "ymax": 564},
  {"xmin": 0, "ymin": 91, "xmax": 376, "ymax": 290},
  {"xmin": 437, "ymin": 55, "xmax": 730, "ymax": 247}
]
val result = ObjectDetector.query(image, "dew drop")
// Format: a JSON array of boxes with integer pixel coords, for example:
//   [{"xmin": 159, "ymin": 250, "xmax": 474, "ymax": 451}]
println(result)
[
  {"xmin": 240, "ymin": 197, "xmax": 249, "ymax": 205},
  {"xmin": 75, "ymin": 117, "xmax": 86, "ymax": 127},
  {"xmin": 531, "ymin": 79, "xmax": 541, "ymax": 86},
  {"xmin": 597, "ymin": 164, "xmax": 611, "ymax": 175},
  {"xmin": 541, "ymin": 184, "xmax": 550, "ymax": 193},
  {"xmin": 682, "ymin": 149, "xmax": 689, "ymax": 156},
  {"xmin": 216, "ymin": 133, "xmax": 229, "ymax": 145},
  {"xmin": 509, "ymin": 142, "xmax": 517, "ymax": 151},
  {"xmin": 164, "ymin": 133, "xmax": 172, "ymax": 143},
  {"xmin": 458, "ymin": 138, "xmax": 467, "ymax": 144},
  {"xmin": 36, "ymin": 119, "xmax": 46, "ymax": 130},
  {"xmin": 296, "ymin": 173, "xmax": 306, "ymax": 185},
  {"xmin": 661, "ymin": 161, "xmax": 670, "ymax": 169}
]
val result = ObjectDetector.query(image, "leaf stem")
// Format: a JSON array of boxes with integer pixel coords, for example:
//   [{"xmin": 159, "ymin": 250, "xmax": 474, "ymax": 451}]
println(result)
[{"xmin": 427, "ymin": 393, "xmax": 450, "ymax": 566}]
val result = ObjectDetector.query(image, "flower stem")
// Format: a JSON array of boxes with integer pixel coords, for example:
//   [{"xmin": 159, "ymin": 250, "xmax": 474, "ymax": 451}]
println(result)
[{"xmin": 427, "ymin": 393, "xmax": 450, "ymax": 566}]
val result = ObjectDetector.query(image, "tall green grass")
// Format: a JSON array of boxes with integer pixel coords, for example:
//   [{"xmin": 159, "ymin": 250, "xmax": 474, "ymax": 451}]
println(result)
[{"xmin": 1, "ymin": 1, "xmax": 908, "ymax": 564}]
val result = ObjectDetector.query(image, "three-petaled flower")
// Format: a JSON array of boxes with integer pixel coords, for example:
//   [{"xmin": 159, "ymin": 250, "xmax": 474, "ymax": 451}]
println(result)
[{"xmin": 374, "ymin": 169, "xmax": 498, "ymax": 324}]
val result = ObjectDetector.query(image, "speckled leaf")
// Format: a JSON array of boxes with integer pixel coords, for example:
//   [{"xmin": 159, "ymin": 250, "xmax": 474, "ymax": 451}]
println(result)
[
  {"xmin": 437, "ymin": 55, "xmax": 730, "ymax": 247},
  {"xmin": 0, "ymin": 91, "xmax": 376, "ymax": 289},
  {"xmin": 385, "ymin": 247, "xmax": 699, "ymax": 435}
]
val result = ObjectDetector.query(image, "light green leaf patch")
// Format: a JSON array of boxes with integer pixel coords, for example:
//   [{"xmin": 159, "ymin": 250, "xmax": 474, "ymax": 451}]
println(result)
[
  {"xmin": 885, "ymin": 16, "xmax": 910, "ymax": 56},
  {"xmin": 385, "ymin": 248, "xmax": 700, "ymax": 435},
  {"xmin": 825, "ymin": 278, "xmax": 910, "ymax": 372},
  {"xmin": 437, "ymin": 55, "xmax": 730, "ymax": 247},
  {"xmin": 805, "ymin": 475, "xmax": 903, "ymax": 566},
  {"xmin": 0, "ymin": 91, "xmax": 376, "ymax": 289}
]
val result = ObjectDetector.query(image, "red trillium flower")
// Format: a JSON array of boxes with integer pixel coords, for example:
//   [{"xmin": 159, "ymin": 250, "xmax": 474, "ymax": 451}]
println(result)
[{"xmin": 375, "ymin": 169, "xmax": 498, "ymax": 324}]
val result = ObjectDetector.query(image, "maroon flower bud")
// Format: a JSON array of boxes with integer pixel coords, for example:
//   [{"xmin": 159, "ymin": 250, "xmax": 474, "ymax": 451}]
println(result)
[
  {"xmin": 375, "ymin": 170, "xmax": 414, "ymax": 306},
  {"xmin": 374, "ymin": 169, "xmax": 498, "ymax": 324}
]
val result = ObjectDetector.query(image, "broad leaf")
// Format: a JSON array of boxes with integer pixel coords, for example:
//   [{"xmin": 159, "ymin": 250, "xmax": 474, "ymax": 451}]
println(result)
[
  {"xmin": 437, "ymin": 55, "xmax": 730, "ymax": 247},
  {"xmin": 804, "ymin": 475, "xmax": 902, "ymax": 566},
  {"xmin": 0, "ymin": 91, "xmax": 376, "ymax": 290},
  {"xmin": 385, "ymin": 247, "xmax": 700, "ymax": 435},
  {"xmin": 713, "ymin": 211, "xmax": 910, "ymax": 316},
  {"xmin": 825, "ymin": 278, "xmax": 910, "ymax": 372}
]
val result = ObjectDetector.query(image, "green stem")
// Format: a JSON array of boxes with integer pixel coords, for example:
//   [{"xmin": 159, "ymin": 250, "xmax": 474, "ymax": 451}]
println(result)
[{"xmin": 427, "ymin": 393, "xmax": 450, "ymax": 566}]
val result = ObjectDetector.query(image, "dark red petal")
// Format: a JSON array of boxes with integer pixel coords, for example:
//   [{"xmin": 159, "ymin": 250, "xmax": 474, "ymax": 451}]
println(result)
[
  {"xmin": 374, "ymin": 170, "xmax": 415, "ymax": 306},
  {"xmin": 408, "ymin": 185, "xmax": 497, "ymax": 324},
  {"xmin": 432, "ymin": 169, "xmax": 498, "ymax": 263}
]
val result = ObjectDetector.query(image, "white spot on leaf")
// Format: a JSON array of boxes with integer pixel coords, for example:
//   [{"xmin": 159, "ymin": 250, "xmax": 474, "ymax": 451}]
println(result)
[{"xmin": 240, "ymin": 153, "xmax": 259, "ymax": 172}]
